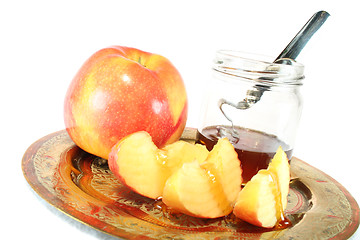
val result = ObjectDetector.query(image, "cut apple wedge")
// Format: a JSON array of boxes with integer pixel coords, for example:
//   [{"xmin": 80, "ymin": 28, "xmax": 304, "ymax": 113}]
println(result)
[
  {"xmin": 162, "ymin": 161, "xmax": 228, "ymax": 218},
  {"xmin": 162, "ymin": 138, "xmax": 242, "ymax": 218},
  {"xmin": 233, "ymin": 146, "xmax": 290, "ymax": 228},
  {"xmin": 267, "ymin": 146, "xmax": 290, "ymax": 211},
  {"xmin": 204, "ymin": 138, "xmax": 243, "ymax": 209},
  {"xmin": 108, "ymin": 131, "xmax": 210, "ymax": 199},
  {"xmin": 233, "ymin": 169, "xmax": 280, "ymax": 228},
  {"xmin": 108, "ymin": 131, "xmax": 167, "ymax": 199}
]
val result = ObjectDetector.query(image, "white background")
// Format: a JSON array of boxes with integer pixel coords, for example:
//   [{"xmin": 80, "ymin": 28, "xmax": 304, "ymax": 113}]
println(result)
[{"xmin": 1, "ymin": 0, "xmax": 359, "ymax": 239}]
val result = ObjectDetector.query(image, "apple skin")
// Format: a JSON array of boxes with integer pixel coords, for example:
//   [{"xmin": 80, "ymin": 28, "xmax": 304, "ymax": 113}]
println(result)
[{"xmin": 64, "ymin": 46, "xmax": 188, "ymax": 159}]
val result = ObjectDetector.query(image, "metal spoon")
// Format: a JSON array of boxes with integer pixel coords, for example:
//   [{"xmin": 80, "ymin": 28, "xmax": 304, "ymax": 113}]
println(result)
[
  {"xmin": 275, "ymin": 10, "xmax": 330, "ymax": 61},
  {"xmin": 219, "ymin": 11, "xmax": 330, "ymax": 132}
]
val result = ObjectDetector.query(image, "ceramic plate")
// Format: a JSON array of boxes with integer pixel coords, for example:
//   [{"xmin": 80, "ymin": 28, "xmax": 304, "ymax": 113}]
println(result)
[{"xmin": 22, "ymin": 128, "xmax": 359, "ymax": 239}]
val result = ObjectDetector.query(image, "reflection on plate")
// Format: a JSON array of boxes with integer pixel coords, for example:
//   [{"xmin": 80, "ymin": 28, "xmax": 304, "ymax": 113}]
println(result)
[{"xmin": 22, "ymin": 129, "xmax": 359, "ymax": 239}]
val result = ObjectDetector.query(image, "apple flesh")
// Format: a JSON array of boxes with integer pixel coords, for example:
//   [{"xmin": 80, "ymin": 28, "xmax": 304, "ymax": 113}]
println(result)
[
  {"xmin": 233, "ymin": 146, "xmax": 290, "ymax": 228},
  {"xmin": 162, "ymin": 140, "xmax": 209, "ymax": 173},
  {"xmin": 64, "ymin": 46, "xmax": 188, "ymax": 160},
  {"xmin": 267, "ymin": 147, "xmax": 290, "ymax": 211},
  {"xmin": 108, "ymin": 132, "xmax": 242, "ymax": 218},
  {"xmin": 162, "ymin": 161, "xmax": 229, "ymax": 218},
  {"xmin": 108, "ymin": 131, "xmax": 210, "ymax": 199},
  {"xmin": 205, "ymin": 138, "xmax": 243, "ymax": 206},
  {"xmin": 108, "ymin": 130, "xmax": 291, "ymax": 227},
  {"xmin": 108, "ymin": 131, "xmax": 167, "ymax": 199},
  {"xmin": 162, "ymin": 138, "xmax": 242, "ymax": 218}
]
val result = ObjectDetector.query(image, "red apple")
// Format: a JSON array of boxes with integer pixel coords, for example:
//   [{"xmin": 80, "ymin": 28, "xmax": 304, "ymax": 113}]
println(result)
[{"xmin": 64, "ymin": 46, "xmax": 188, "ymax": 159}]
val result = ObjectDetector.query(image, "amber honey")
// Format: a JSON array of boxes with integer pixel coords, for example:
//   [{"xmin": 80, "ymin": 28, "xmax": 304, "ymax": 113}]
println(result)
[{"xmin": 197, "ymin": 125, "xmax": 292, "ymax": 183}]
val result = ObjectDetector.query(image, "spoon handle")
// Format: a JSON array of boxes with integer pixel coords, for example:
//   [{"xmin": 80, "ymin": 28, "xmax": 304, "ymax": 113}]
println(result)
[{"xmin": 275, "ymin": 10, "xmax": 330, "ymax": 61}]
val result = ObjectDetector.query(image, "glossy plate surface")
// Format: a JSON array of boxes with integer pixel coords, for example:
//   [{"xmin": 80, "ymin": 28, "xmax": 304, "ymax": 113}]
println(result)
[{"xmin": 22, "ymin": 129, "xmax": 359, "ymax": 239}]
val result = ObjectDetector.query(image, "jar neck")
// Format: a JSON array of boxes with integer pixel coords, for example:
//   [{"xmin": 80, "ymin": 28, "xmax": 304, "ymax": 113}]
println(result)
[{"xmin": 213, "ymin": 50, "xmax": 305, "ymax": 87}]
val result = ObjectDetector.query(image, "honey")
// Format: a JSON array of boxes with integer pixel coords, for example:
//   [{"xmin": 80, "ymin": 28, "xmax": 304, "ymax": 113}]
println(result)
[{"xmin": 197, "ymin": 125, "xmax": 292, "ymax": 183}]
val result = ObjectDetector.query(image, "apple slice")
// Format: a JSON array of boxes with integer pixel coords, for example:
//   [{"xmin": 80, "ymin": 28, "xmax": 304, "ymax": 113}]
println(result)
[
  {"xmin": 108, "ymin": 131, "xmax": 167, "ymax": 199},
  {"xmin": 162, "ymin": 161, "xmax": 227, "ymax": 218},
  {"xmin": 233, "ymin": 146, "xmax": 290, "ymax": 228},
  {"xmin": 162, "ymin": 138, "xmax": 242, "ymax": 218},
  {"xmin": 267, "ymin": 146, "xmax": 290, "ymax": 210},
  {"xmin": 233, "ymin": 169, "xmax": 280, "ymax": 228},
  {"xmin": 204, "ymin": 138, "xmax": 243, "ymax": 208},
  {"xmin": 108, "ymin": 131, "xmax": 210, "ymax": 199}
]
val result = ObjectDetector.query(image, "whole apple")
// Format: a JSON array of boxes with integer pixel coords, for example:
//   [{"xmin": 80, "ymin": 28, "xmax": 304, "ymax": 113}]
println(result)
[{"xmin": 64, "ymin": 46, "xmax": 188, "ymax": 159}]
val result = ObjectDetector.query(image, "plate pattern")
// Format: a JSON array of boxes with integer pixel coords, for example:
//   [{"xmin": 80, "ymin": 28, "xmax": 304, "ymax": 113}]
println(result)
[{"xmin": 22, "ymin": 129, "xmax": 359, "ymax": 239}]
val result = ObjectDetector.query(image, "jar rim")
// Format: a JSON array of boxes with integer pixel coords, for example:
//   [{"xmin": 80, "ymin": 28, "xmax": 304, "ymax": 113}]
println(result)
[{"xmin": 213, "ymin": 50, "xmax": 305, "ymax": 85}]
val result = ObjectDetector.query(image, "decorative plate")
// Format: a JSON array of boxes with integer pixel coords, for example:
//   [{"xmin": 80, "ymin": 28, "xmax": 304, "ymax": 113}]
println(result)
[{"xmin": 22, "ymin": 128, "xmax": 359, "ymax": 239}]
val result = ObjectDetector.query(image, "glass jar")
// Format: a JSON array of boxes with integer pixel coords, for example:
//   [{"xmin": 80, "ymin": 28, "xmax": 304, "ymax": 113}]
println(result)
[{"xmin": 197, "ymin": 50, "xmax": 304, "ymax": 182}]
